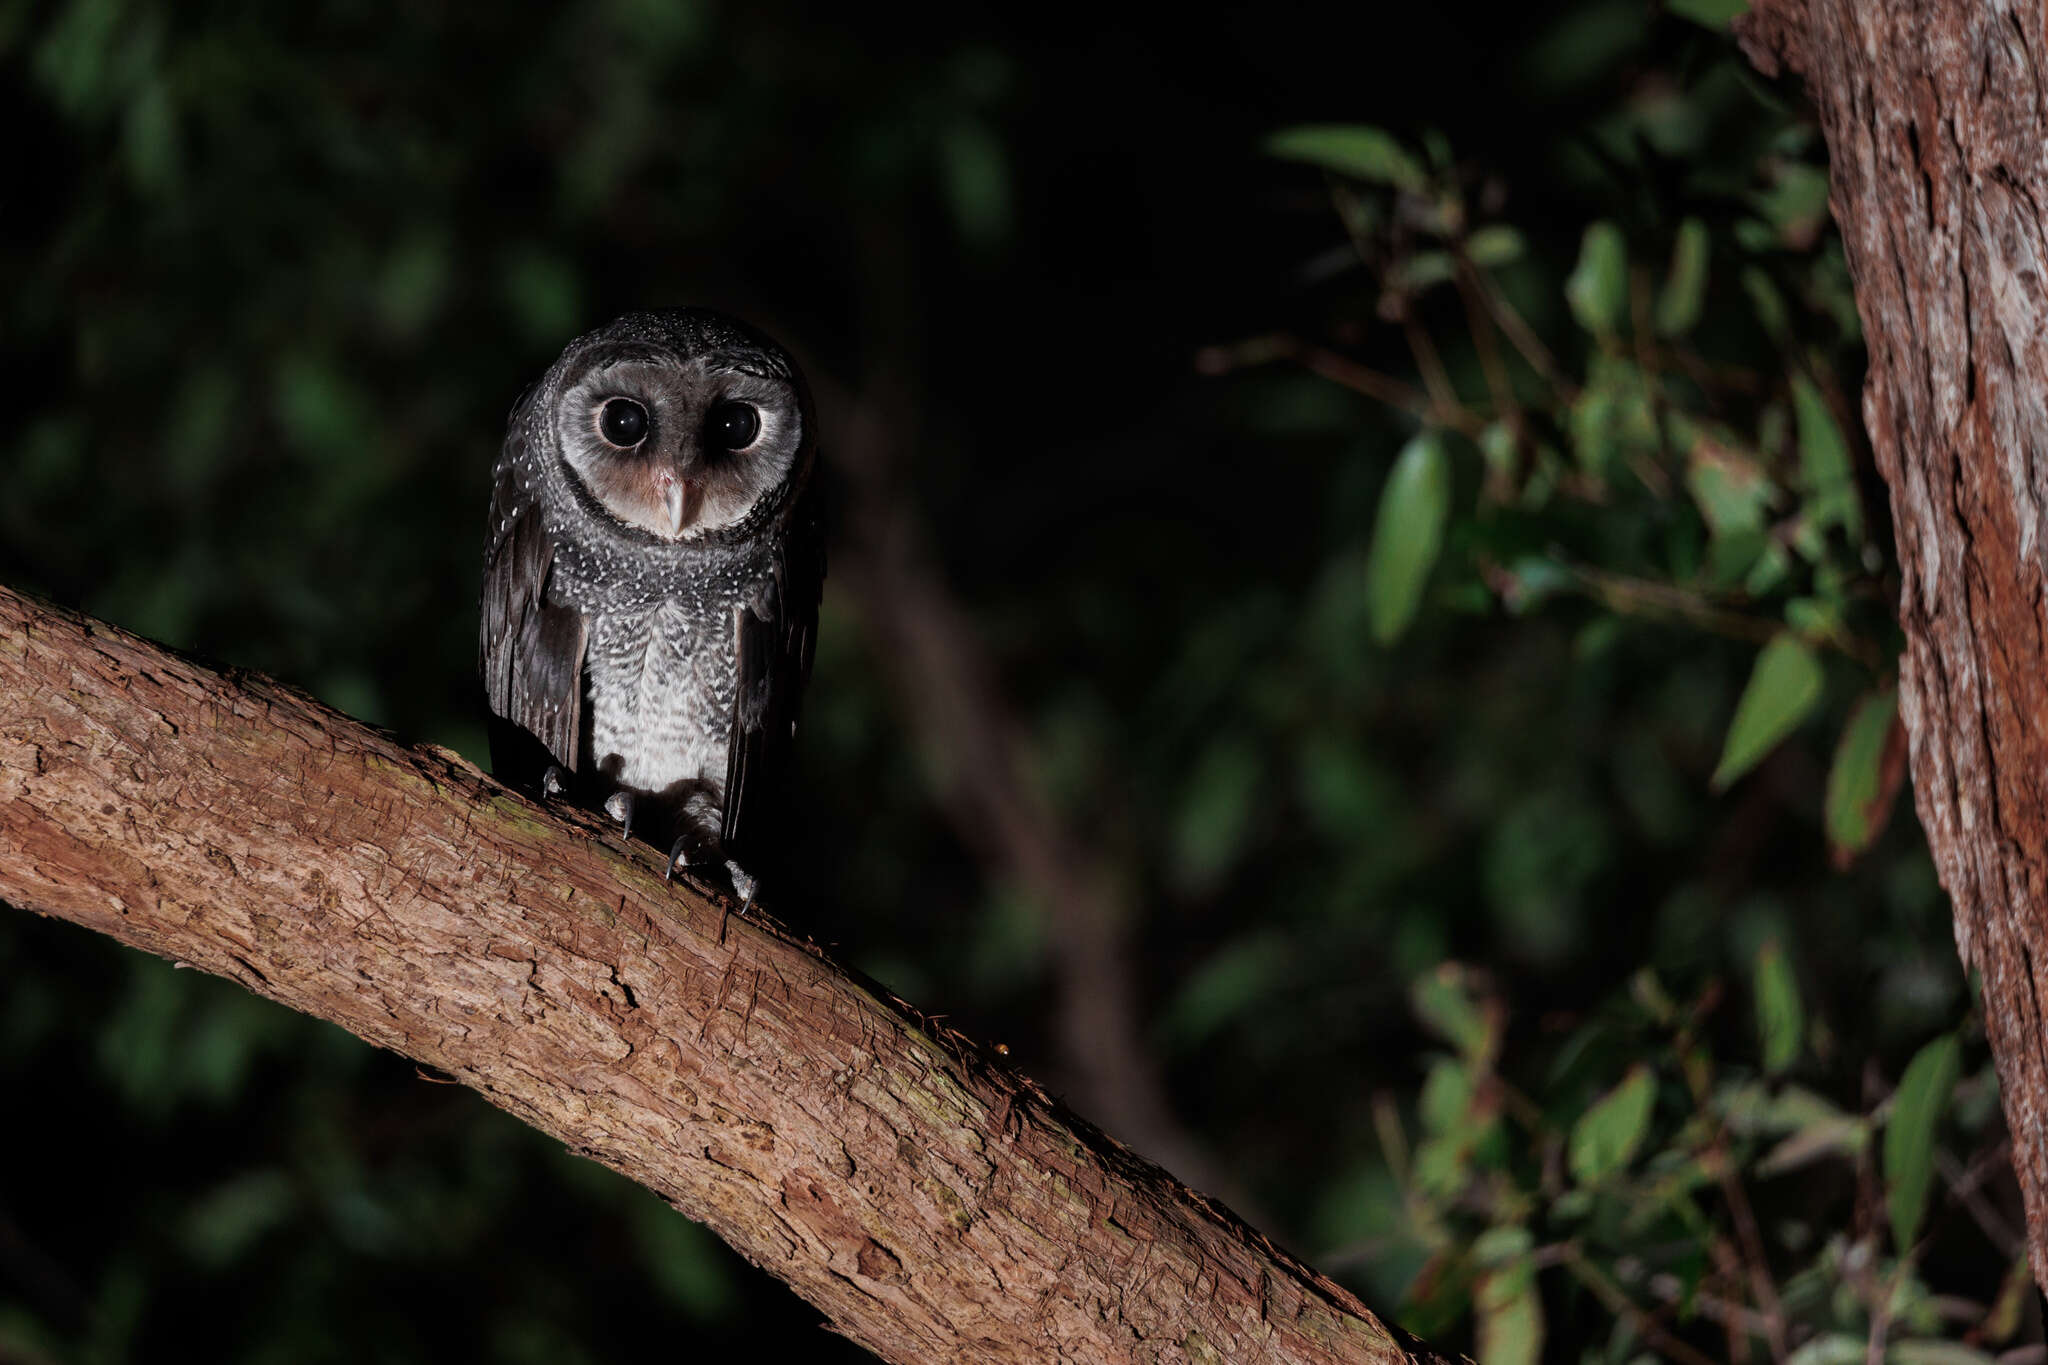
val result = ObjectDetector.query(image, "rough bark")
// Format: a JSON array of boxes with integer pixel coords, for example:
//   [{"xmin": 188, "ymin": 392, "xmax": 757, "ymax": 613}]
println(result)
[
  {"xmin": 1736, "ymin": 0, "xmax": 2048, "ymax": 1287},
  {"xmin": 0, "ymin": 584, "xmax": 1443, "ymax": 1365}
]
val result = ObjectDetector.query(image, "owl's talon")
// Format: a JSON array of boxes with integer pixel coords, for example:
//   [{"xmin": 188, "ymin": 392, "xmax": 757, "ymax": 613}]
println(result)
[
  {"xmin": 542, "ymin": 765, "xmax": 570, "ymax": 799},
  {"xmin": 726, "ymin": 860, "xmax": 759, "ymax": 912},
  {"xmin": 664, "ymin": 838, "xmax": 691, "ymax": 884},
  {"xmin": 604, "ymin": 791, "xmax": 635, "ymax": 842}
]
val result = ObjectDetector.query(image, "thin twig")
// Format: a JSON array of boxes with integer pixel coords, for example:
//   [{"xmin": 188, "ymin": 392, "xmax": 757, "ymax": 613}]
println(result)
[
  {"xmin": 1542, "ymin": 562, "xmax": 1785, "ymax": 645},
  {"xmin": 1706, "ymin": 1240, "xmax": 1754, "ymax": 1365},
  {"xmin": 1402, "ymin": 309, "xmax": 1460, "ymax": 420},
  {"xmin": 1629, "ymin": 264, "xmax": 1675, "ymax": 499},
  {"xmin": 1466, "ymin": 262, "xmax": 1576, "ymax": 398},
  {"xmin": 1455, "ymin": 257, "xmax": 1522, "ymax": 421},
  {"xmin": 1937, "ymin": 1143, "xmax": 2024, "ymax": 1259},
  {"xmin": 1562, "ymin": 1248, "xmax": 1722, "ymax": 1365},
  {"xmin": 1454, "ymin": 259, "xmax": 1522, "ymax": 499},
  {"xmin": 1704, "ymin": 1145, "xmax": 1792, "ymax": 1363},
  {"xmin": 1646, "ymin": 1273, "xmax": 1778, "ymax": 1344},
  {"xmin": 1196, "ymin": 333, "xmax": 1485, "ymax": 438},
  {"xmin": 1866, "ymin": 1260, "xmax": 1905, "ymax": 1365}
]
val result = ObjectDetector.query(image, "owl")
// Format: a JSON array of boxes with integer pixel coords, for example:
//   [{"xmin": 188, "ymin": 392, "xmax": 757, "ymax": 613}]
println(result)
[{"xmin": 479, "ymin": 308, "xmax": 823, "ymax": 901}]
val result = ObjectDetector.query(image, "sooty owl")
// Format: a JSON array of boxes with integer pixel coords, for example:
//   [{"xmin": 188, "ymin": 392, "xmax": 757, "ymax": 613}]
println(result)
[{"xmin": 480, "ymin": 308, "xmax": 823, "ymax": 901}]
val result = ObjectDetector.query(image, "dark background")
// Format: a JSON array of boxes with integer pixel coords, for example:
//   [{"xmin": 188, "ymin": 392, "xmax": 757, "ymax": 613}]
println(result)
[{"xmin": 0, "ymin": 2, "xmax": 2021, "ymax": 1361}]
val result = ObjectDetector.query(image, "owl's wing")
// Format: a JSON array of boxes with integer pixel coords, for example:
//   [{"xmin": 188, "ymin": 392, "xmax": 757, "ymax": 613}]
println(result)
[
  {"xmin": 480, "ymin": 424, "xmax": 588, "ymax": 788},
  {"xmin": 722, "ymin": 485, "xmax": 825, "ymax": 863}
]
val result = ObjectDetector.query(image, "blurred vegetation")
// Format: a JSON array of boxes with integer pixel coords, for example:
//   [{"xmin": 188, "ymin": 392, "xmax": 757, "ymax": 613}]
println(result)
[{"xmin": 0, "ymin": 1, "xmax": 2028, "ymax": 1362}]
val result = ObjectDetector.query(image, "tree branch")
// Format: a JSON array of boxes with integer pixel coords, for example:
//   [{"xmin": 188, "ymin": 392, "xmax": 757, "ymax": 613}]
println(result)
[{"xmin": 0, "ymin": 583, "xmax": 1444, "ymax": 1365}]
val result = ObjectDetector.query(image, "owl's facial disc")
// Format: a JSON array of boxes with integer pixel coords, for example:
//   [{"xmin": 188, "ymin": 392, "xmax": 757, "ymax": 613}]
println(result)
[{"xmin": 556, "ymin": 354, "xmax": 799, "ymax": 540}]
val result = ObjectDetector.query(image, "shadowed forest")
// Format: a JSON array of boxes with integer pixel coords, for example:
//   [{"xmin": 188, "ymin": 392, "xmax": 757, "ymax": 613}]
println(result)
[{"xmin": 1, "ymin": 1, "xmax": 2033, "ymax": 1361}]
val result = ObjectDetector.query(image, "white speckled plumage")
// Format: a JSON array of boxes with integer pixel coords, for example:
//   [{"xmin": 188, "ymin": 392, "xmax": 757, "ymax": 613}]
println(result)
[{"xmin": 586, "ymin": 601, "xmax": 731, "ymax": 798}]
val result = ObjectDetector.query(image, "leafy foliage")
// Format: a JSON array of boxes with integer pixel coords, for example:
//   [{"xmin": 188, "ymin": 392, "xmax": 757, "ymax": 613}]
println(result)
[
  {"xmin": 1213, "ymin": 1, "xmax": 2024, "ymax": 1357},
  {"xmin": 1373, "ymin": 966, "xmax": 2016, "ymax": 1364}
]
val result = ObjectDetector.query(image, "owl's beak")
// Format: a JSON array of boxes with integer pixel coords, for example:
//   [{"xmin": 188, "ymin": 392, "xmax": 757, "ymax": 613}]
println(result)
[{"xmin": 657, "ymin": 470, "xmax": 689, "ymax": 535}]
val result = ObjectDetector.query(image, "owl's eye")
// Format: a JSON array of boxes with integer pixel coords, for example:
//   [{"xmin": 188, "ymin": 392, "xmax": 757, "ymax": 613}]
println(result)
[
  {"xmin": 707, "ymin": 400, "xmax": 760, "ymax": 451},
  {"xmin": 598, "ymin": 398, "xmax": 649, "ymax": 448}
]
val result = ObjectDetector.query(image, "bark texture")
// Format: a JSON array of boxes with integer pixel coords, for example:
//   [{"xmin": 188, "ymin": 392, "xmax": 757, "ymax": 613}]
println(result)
[
  {"xmin": 1736, "ymin": 0, "xmax": 2048, "ymax": 1286},
  {"xmin": 0, "ymin": 584, "xmax": 1443, "ymax": 1365}
]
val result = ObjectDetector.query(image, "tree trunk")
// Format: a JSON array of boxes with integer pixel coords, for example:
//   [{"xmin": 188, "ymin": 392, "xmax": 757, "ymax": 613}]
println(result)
[
  {"xmin": 0, "ymin": 584, "xmax": 1444, "ymax": 1365},
  {"xmin": 1737, "ymin": 0, "xmax": 2048, "ymax": 1289}
]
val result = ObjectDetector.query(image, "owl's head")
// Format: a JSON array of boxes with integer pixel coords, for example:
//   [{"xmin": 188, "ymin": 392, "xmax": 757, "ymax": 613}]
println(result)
[{"xmin": 545, "ymin": 309, "xmax": 811, "ymax": 540}]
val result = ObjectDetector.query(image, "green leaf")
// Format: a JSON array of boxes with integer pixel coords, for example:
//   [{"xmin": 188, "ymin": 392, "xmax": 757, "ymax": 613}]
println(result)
[
  {"xmin": 1718, "ymin": 1080, "xmax": 1855, "ymax": 1137},
  {"xmin": 1411, "ymin": 1134, "xmax": 1470, "ymax": 1201},
  {"xmin": 1412, "ymin": 964, "xmax": 1496, "ymax": 1064},
  {"xmin": 1570, "ymin": 355, "xmax": 1657, "ymax": 477},
  {"xmin": 1171, "ymin": 735, "xmax": 1263, "ymax": 889},
  {"xmin": 1498, "ymin": 556, "xmax": 1574, "ymax": 615},
  {"xmin": 1471, "ymin": 1225, "xmax": 1533, "ymax": 1265},
  {"xmin": 1390, "ymin": 250, "xmax": 1456, "ymax": 293},
  {"xmin": 1476, "ymin": 1254, "xmax": 1543, "ymax": 1365},
  {"xmin": 1885, "ymin": 1033, "xmax": 1961, "ymax": 1252},
  {"xmin": 1785, "ymin": 1336, "xmax": 1869, "ymax": 1365},
  {"xmin": 1160, "ymin": 935, "xmax": 1291, "ymax": 1047},
  {"xmin": 1755, "ymin": 1112, "xmax": 1869, "ymax": 1175},
  {"xmin": 1666, "ymin": 0, "xmax": 1748, "ymax": 28},
  {"xmin": 1754, "ymin": 939, "xmax": 1804, "ymax": 1073},
  {"xmin": 1400, "ymin": 227, "xmax": 1525, "ymax": 294},
  {"xmin": 1743, "ymin": 540, "xmax": 1792, "ymax": 596},
  {"xmin": 1887, "ymin": 1343, "xmax": 1999, "ymax": 1365},
  {"xmin": 1784, "ymin": 595, "xmax": 1845, "ymax": 642},
  {"xmin": 502, "ymin": 247, "xmax": 582, "ymax": 347},
  {"xmin": 1655, "ymin": 217, "xmax": 1710, "ymax": 336},
  {"xmin": 122, "ymin": 77, "xmax": 181, "ymax": 197},
  {"xmin": 1366, "ymin": 431, "xmax": 1452, "ymax": 643},
  {"xmin": 1793, "ymin": 374, "xmax": 1862, "ymax": 539},
  {"xmin": 1569, "ymin": 1064, "xmax": 1655, "ymax": 1184},
  {"xmin": 1421, "ymin": 128, "xmax": 1455, "ymax": 171},
  {"xmin": 1685, "ymin": 439, "xmax": 1777, "ymax": 538},
  {"xmin": 376, "ymin": 231, "xmax": 452, "ymax": 339},
  {"xmin": 1712, "ymin": 633, "xmax": 1824, "ymax": 790},
  {"xmin": 1266, "ymin": 125, "xmax": 1427, "ymax": 191},
  {"xmin": 182, "ymin": 1170, "xmax": 296, "ymax": 1268},
  {"xmin": 1565, "ymin": 221, "xmax": 1628, "ymax": 337},
  {"xmin": 1741, "ymin": 266, "xmax": 1790, "ymax": 343},
  {"xmin": 1825, "ymin": 688, "xmax": 1902, "ymax": 865},
  {"xmin": 1478, "ymin": 420, "xmax": 1518, "ymax": 488},
  {"xmin": 1631, "ymin": 968, "xmax": 1678, "ymax": 1025},
  {"xmin": 1792, "ymin": 374, "xmax": 1854, "ymax": 488},
  {"xmin": 939, "ymin": 118, "xmax": 1013, "ymax": 249},
  {"xmin": 1987, "ymin": 1254, "xmax": 2034, "ymax": 1343},
  {"xmin": 1419, "ymin": 1057, "xmax": 1474, "ymax": 1135},
  {"xmin": 1465, "ymin": 224, "xmax": 1526, "ymax": 269},
  {"xmin": 628, "ymin": 1192, "xmax": 737, "ymax": 1317},
  {"xmin": 1753, "ymin": 162, "xmax": 1831, "ymax": 247}
]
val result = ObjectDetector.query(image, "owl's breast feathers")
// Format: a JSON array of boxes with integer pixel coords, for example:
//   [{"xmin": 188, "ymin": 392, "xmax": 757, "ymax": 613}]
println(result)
[{"xmin": 577, "ymin": 562, "xmax": 752, "ymax": 799}]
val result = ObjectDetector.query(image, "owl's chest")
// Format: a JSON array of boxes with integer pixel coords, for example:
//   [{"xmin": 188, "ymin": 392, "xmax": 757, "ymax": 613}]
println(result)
[{"xmin": 583, "ymin": 598, "xmax": 738, "ymax": 791}]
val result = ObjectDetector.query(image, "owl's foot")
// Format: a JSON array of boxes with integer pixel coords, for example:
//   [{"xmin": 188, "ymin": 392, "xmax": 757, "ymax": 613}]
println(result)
[
  {"xmin": 604, "ymin": 790, "xmax": 635, "ymax": 843},
  {"xmin": 542, "ymin": 765, "xmax": 570, "ymax": 800},
  {"xmin": 662, "ymin": 842, "xmax": 756, "ymax": 911}
]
